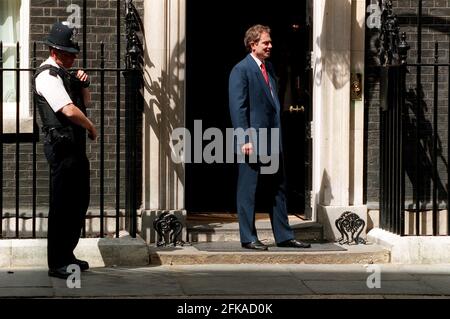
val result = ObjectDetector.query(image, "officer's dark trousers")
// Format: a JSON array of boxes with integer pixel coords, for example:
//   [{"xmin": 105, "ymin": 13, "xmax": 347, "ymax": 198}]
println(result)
[{"xmin": 44, "ymin": 143, "xmax": 90, "ymax": 269}]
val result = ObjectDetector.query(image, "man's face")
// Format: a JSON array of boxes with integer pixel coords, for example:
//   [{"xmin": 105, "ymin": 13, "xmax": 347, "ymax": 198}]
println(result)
[
  {"xmin": 251, "ymin": 31, "xmax": 272, "ymax": 61},
  {"xmin": 51, "ymin": 49, "xmax": 77, "ymax": 69}
]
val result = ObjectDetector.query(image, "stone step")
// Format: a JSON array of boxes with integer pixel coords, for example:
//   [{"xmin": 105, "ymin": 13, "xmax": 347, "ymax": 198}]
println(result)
[
  {"xmin": 149, "ymin": 241, "xmax": 390, "ymax": 265},
  {"xmin": 0, "ymin": 232, "xmax": 149, "ymax": 268},
  {"xmin": 186, "ymin": 213, "xmax": 323, "ymax": 243}
]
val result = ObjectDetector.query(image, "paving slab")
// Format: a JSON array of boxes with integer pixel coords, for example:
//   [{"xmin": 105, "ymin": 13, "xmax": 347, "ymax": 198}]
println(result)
[
  {"xmin": 415, "ymin": 276, "xmax": 450, "ymax": 295},
  {"xmin": 52, "ymin": 267, "xmax": 184, "ymax": 297},
  {"xmin": 383, "ymin": 295, "xmax": 450, "ymax": 299},
  {"xmin": 285, "ymin": 264, "xmax": 417, "ymax": 281},
  {"xmin": 1, "ymin": 264, "xmax": 450, "ymax": 298},
  {"xmin": 0, "ymin": 287, "xmax": 54, "ymax": 298},
  {"xmin": 0, "ymin": 268, "xmax": 51, "ymax": 288},
  {"xmin": 303, "ymin": 280, "xmax": 439, "ymax": 295},
  {"xmin": 175, "ymin": 275, "xmax": 313, "ymax": 296},
  {"xmin": 169, "ymin": 264, "xmax": 289, "ymax": 277}
]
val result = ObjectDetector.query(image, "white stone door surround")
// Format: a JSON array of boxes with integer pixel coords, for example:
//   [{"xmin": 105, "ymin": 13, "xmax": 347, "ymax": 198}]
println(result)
[{"xmin": 312, "ymin": 0, "xmax": 367, "ymax": 240}]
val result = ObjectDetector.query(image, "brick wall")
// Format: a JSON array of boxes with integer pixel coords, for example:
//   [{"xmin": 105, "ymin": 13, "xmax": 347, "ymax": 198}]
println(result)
[
  {"xmin": 2, "ymin": 0, "xmax": 144, "ymax": 214},
  {"xmin": 365, "ymin": 0, "xmax": 450, "ymax": 208}
]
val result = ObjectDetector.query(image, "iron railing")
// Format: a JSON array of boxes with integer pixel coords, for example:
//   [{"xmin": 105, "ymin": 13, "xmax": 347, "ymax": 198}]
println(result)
[{"xmin": 378, "ymin": 0, "xmax": 449, "ymax": 236}]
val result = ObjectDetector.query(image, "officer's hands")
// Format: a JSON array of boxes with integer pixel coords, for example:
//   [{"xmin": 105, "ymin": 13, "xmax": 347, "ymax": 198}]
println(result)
[
  {"xmin": 88, "ymin": 125, "xmax": 98, "ymax": 141},
  {"xmin": 76, "ymin": 70, "xmax": 89, "ymax": 83}
]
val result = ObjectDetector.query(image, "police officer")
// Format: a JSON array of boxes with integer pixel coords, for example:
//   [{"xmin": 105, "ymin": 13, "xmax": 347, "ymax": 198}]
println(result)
[{"xmin": 34, "ymin": 22, "xmax": 97, "ymax": 279}]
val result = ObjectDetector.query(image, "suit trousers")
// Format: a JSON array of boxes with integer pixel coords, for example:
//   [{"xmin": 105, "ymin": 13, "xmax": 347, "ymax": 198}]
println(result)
[
  {"xmin": 236, "ymin": 157, "xmax": 294, "ymax": 244},
  {"xmin": 44, "ymin": 142, "xmax": 90, "ymax": 269}
]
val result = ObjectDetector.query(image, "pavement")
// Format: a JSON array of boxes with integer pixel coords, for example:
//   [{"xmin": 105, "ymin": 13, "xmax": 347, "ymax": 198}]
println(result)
[{"xmin": 1, "ymin": 263, "xmax": 450, "ymax": 299}]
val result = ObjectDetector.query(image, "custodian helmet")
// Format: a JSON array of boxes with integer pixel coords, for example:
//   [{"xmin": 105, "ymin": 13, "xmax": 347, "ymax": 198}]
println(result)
[{"xmin": 44, "ymin": 21, "xmax": 80, "ymax": 54}]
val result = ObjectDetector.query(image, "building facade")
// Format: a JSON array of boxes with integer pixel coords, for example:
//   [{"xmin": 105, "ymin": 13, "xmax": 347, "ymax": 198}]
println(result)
[{"xmin": 1, "ymin": 0, "xmax": 449, "ymax": 247}]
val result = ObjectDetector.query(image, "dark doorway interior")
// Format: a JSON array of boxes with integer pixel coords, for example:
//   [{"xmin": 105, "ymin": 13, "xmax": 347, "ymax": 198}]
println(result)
[{"xmin": 186, "ymin": 0, "xmax": 312, "ymax": 214}]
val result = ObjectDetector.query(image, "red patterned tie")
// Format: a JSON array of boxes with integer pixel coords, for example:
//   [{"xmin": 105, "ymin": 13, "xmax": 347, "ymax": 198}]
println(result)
[{"xmin": 260, "ymin": 63, "xmax": 270, "ymax": 86}]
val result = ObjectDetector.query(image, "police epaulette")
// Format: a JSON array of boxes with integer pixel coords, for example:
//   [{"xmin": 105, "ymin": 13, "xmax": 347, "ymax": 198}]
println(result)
[{"xmin": 49, "ymin": 68, "xmax": 58, "ymax": 77}]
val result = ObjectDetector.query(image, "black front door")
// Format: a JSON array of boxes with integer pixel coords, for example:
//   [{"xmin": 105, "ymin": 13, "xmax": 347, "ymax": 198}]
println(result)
[
  {"xmin": 278, "ymin": 18, "xmax": 313, "ymax": 217},
  {"xmin": 186, "ymin": 0, "xmax": 312, "ymax": 215}
]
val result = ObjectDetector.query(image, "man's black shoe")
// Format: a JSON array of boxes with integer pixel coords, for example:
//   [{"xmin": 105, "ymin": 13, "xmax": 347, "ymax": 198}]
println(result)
[
  {"xmin": 241, "ymin": 240, "xmax": 268, "ymax": 251},
  {"xmin": 72, "ymin": 259, "xmax": 89, "ymax": 271},
  {"xmin": 277, "ymin": 239, "xmax": 311, "ymax": 248},
  {"xmin": 48, "ymin": 266, "xmax": 72, "ymax": 279}
]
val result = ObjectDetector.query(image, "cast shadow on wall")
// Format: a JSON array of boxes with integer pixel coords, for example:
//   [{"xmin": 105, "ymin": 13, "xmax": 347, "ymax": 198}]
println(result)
[
  {"xmin": 404, "ymin": 85, "xmax": 448, "ymax": 209},
  {"xmin": 142, "ymin": 38, "xmax": 186, "ymax": 209},
  {"xmin": 364, "ymin": 11, "xmax": 450, "ymax": 208}
]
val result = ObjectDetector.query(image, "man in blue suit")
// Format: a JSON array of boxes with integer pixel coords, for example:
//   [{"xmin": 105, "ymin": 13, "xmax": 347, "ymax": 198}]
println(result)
[{"xmin": 229, "ymin": 25, "xmax": 311, "ymax": 250}]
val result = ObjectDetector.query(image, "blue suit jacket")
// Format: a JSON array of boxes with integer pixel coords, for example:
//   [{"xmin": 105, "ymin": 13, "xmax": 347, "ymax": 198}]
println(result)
[{"xmin": 228, "ymin": 54, "xmax": 281, "ymax": 155}]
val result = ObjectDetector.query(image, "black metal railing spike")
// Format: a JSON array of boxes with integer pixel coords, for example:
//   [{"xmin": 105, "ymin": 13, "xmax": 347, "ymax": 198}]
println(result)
[
  {"xmin": 115, "ymin": 0, "xmax": 122, "ymax": 239},
  {"xmin": 433, "ymin": 42, "xmax": 439, "ymax": 235},
  {"xmin": 82, "ymin": 0, "xmax": 87, "ymax": 239},
  {"xmin": 32, "ymin": 42, "xmax": 37, "ymax": 238},
  {"xmin": 378, "ymin": 0, "xmax": 406, "ymax": 67},
  {"xmin": 415, "ymin": 0, "xmax": 422, "ymax": 235},
  {"xmin": 15, "ymin": 42, "xmax": 20, "ymax": 238},
  {"xmin": 398, "ymin": 33, "xmax": 410, "ymax": 65},
  {"xmin": 83, "ymin": 0, "xmax": 87, "ymax": 69},
  {"xmin": 100, "ymin": 42, "xmax": 105, "ymax": 238},
  {"xmin": 125, "ymin": 0, "xmax": 143, "ymax": 70},
  {"xmin": 448, "ymin": 36, "xmax": 450, "ymax": 236},
  {"xmin": 124, "ymin": 0, "xmax": 143, "ymax": 238}
]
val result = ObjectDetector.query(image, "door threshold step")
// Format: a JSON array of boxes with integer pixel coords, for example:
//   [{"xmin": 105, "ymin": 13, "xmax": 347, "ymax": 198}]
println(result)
[{"xmin": 149, "ymin": 241, "xmax": 390, "ymax": 265}]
